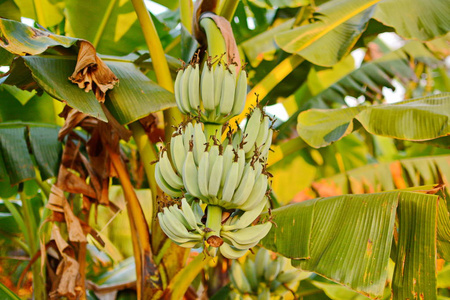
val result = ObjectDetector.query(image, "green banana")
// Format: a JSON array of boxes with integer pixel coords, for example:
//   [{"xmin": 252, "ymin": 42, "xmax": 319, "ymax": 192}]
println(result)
[
  {"xmin": 181, "ymin": 198, "xmax": 202, "ymax": 232},
  {"xmin": 182, "ymin": 150, "xmax": 203, "ymax": 199},
  {"xmin": 208, "ymin": 154, "xmax": 223, "ymax": 200},
  {"xmin": 170, "ymin": 133, "xmax": 186, "ymax": 174},
  {"xmin": 220, "ymin": 242, "xmax": 248, "ymax": 260},
  {"xmin": 221, "ymin": 160, "xmax": 239, "ymax": 204},
  {"xmin": 230, "ymin": 261, "xmax": 252, "ymax": 294},
  {"xmin": 222, "ymin": 198, "xmax": 267, "ymax": 231},
  {"xmin": 230, "ymin": 164, "xmax": 256, "ymax": 207},
  {"xmin": 255, "ymin": 248, "xmax": 270, "ymax": 278},
  {"xmin": 189, "ymin": 63, "xmax": 200, "ymax": 111},
  {"xmin": 183, "ymin": 122, "xmax": 194, "ymax": 153},
  {"xmin": 231, "ymin": 69, "xmax": 247, "ymax": 117},
  {"xmin": 174, "ymin": 69, "xmax": 187, "ymax": 114},
  {"xmin": 220, "ymin": 144, "xmax": 235, "ymax": 187},
  {"xmin": 197, "ymin": 151, "xmax": 210, "ymax": 198},
  {"xmin": 193, "ymin": 122, "xmax": 206, "ymax": 165},
  {"xmin": 260, "ymin": 129, "xmax": 273, "ymax": 160},
  {"xmin": 240, "ymin": 173, "xmax": 268, "ymax": 211},
  {"xmin": 155, "ymin": 163, "xmax": 183, "ymax": 198},
  {"xmin": 243, "ymin": 259, "xmax": 258, "ymax": 291},
  {"xmin": 277, "ymin": 270, "xmax": 302, "ymax": 284},
  {"xmin": 180, "ymin": 65, "xmax": 192, "ymax": 113},
  {"xmin": 201, "ymin": 61, "xmax": 215, "ymax": 111},
  {"xmin": 221, "ymin": 222, "xmax": 272, "ymax": 250},
  {"xmin": 213, "ymin": 64, "xmax": 225, "ymax": 109},
  {"xmin": 264, "ymin": 259, "xmax": 281, "ymax": 281},
  {"xmin": 219, "ymin": 67, "xmax": 236, "ymax": 116},
  {"xmin": 158, "ymin": 150, "xmax": 183, "ymax": 189},
  {"xmin": 257, "ymin": 286, "xmax": 271, "ymax": 300},
  {"xmin": 243, "ymin": 107, "xmax": 262, "ymax": 154}
]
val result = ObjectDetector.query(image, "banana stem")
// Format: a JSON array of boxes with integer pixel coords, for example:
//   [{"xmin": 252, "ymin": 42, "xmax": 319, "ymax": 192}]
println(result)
[
  {"xmin": 129, "ymin": 122, "xmax": 158, "ymax": 223},
  {"xmin": 218, "ymin": 0, "xmax": 240, "ymax": 21},
  {"xmin": 179, "ymin": 0, "xmax": 193, "ymax": 33},
  {"xmin": 205, "ymin": 205, "xmax": 223, "ymax": 245},
  {"xmin": 200, "ymin": 18, "xmax": 227, "ymax": 61}
]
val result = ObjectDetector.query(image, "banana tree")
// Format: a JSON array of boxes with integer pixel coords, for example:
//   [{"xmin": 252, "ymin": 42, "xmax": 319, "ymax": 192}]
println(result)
[{"xmin": 0, "ymin": 0, "xmax": 449, "ymax": 299}]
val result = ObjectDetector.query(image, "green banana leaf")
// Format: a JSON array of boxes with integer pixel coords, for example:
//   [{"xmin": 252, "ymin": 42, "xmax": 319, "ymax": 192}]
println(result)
[
  {"xmin": 261, "ymin": 190, "xmax": 446, "ymax": 299},
  {"xmin": 373, "ymin": 0, "xmax": 450, "ymax": 41},
  {"xmin": 308, "ymin": 40, "xmax": 441, "ymax": 106},
  {"xmin": 0, "ymin": 0, "xmax": 21, "ymax": 21},
  {"xmin": 13, "ymin": 0, "xmax": 64, "ymax": 28},
  {"xmin": 275, "ymin": 0, "xmax": 379, "ymax": 66},
  {"xmin": 297, "ymin": 93, "xmax": 450, "ymax": 148},
  {"xmin": 0, "ymin": 122, "xmax": 61, "ymax": 185},
  {"xmin": 0, "ymin": 282, "xmax": 20, "ymax": 300},
  {"xmin": 65, "ymin": 0, "xmax": 171, "ymax": 55},
  {"xmin": 0, "ymin": 19, "xmax": 176, "ymax": 124}
]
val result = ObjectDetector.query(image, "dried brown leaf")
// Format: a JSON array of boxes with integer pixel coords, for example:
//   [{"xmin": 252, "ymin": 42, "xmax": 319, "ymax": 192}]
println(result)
[
  {"xmin": 193, "ymin": 0, "xmax": 218, "ymax": 44},
  {"xmin": 57, "ymin": 165, "xmax": 97, "ymax": 198},
  {"xmin": 50, "ymin": 254, "xmax": 81, "ymax": 300},
  {"xmin": 69, "ymin": 41, "xmax": 119, "ymax": 102}
]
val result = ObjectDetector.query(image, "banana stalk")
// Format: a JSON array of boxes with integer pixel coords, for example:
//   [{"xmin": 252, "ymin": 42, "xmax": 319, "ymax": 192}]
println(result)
[
  {"xmin": 205, "ymin": 205, "xmax": 224, "ymax": 247},
  {"xmin": 108, "ymin": 146, "xmax": 159, "ymax": 298}
]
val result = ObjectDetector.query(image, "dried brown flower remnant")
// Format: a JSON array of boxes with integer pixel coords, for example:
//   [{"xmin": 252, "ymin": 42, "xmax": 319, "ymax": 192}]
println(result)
[{"xmin": 69, "ymin": 41, "xmax": 119, "ymax": 102}]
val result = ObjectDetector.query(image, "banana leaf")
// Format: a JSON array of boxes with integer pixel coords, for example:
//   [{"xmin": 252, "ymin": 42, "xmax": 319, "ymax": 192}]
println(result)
[
  {"xmin": 0, "ymin": 122, "xmax": 61, "ymax": 185},
  {"xmin": 0, "ymin": 282, "xmax": 20, "ymax": 300},
  {"xmin": 261, "ymin": 190, "xmax": 446, "ymax": 299},
  {"xmin": 297, "ymin": 93, "xmax": 450, "ymax": 148}
]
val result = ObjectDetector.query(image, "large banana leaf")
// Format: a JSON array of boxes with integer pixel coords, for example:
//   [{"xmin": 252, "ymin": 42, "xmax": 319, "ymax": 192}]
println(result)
[
  {"xmin": 0, "ymin": 122, "xmax": 61, "ymax": 185},
  {"xmin": 261, "ymin": 190, "xmax": 447, "ymax": 299},
  {"xmin": 65, "ymin": 0, "xmax": 171, "ymax": 55},
  {"xmin": 13, "ymin": 0, "xmax": 64, "ymax": 28},
  {"xmin": 373, "ymin": 0, "xmax": 450, "ymax": 41},
  {"xmin": 275, "ymin": 0, "xmax": 379, "ymax": 66},
  {"xmin": 0, "ymin": 19, "xmax": 176, "ymax": 124},
  {"xmin": 297, "ymin": 93, "xmax": 450, "ymax": 148}
]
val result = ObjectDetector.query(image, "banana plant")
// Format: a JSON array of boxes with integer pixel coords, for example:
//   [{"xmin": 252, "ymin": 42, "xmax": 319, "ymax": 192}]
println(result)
[{"xmin": 0, "ymin": 0, "xmax": 449, "ymax": 299}]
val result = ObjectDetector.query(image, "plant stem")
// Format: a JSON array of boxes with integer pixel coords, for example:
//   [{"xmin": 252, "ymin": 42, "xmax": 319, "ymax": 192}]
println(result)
[
  {"xmin": 92, "ymin": 0, "xmax": 117, "ymax": 48},
  {"xmin": 205, "ymin": 205, "xmax": 223, "ymax": 241},
  {"xmin": 19, "ymin": 190, "xmax": 46, "ymax": 300},
  {"xmin": 164, "ymin": 253, "xmax": 212, "ymax": 299},
  {"xmin": 108, "ymin": 145, "xmax": 157, "ymax": 298},
  {"xmin": 179, "ymin": 0, "xmax": 193, "ymax": 34},
  {"xmin": 218, "ymin": 0, "xmax": 240, "ymax": 21},
  {"xmin": 129, "ymin": 122, "xmax": 158, "ymax": 223}
]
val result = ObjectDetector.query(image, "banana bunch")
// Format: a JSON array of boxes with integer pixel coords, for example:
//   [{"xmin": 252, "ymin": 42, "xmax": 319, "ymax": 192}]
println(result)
[
  {"xmin": 228, "ymin": 248, "xmax": 306, "ymax": 299},
  {"xmin": 156, "ymin": 120, "xmax": 270, "ymax": 211},
  {"xmin": 157, "ymin": 198, "xmax": 205, "ymax": 248},
  {"xmin": 174, "ymin": 58, "xmax": 247, "ymax": 124}
]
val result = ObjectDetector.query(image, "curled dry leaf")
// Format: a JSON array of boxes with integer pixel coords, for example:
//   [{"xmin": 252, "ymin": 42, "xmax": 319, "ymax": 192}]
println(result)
[{"xmin": 69, "ymin": 41, "xmax": 119, "ymax": 102}]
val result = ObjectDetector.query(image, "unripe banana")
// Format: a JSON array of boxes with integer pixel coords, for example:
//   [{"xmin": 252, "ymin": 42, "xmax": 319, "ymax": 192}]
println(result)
[
  {"xmin": 193, "ymin": 122, "xmax": 206, "ymax": 165},
  {"xmin": 220, "ymin": 242, "xmax": 248, "ymax": 260},
  {"xmin": 231, "ymin": 69, "xmax": 247, "ymax": 117},
  {"xmin": 168, "ymin": 205, "xmax": 191, "ymax": 230},
  {"xmin": 230, "ymin": 261, "xmax": 252, "ymax": 294},
  {"xmin": 201, "ymin": 61, "xmax": 215, "ymax": 111},
  {"xmin": 181, "ymin": 198, "xmax": 202, "ymax": 232},
  {"xmin": 255, "ymin": 248, "xmax": 270, "ymax": 278},
  {"xmin": 208, "ymin": 154, "xmax": 223, "ymax": 199},
  {"xmin": 213, "ymin": 64, "xmax": 225, "ymax": 108},
  {"xmin": 264, "ymin": 259, "xmax": 281, "ymax": 281},
  {"xmin": 277, "ymin": 270, "xmax": 302, "ymax": 284},
  {"xmin": 243, "ymin": 107, "xmax": 262, "ymax": 154},
  {"xmin": 219, "ymin": 67, "xmax": 236, "ymax": 116},
  {"xmin": 243, "ymin": 259, "xmax": 258, "ymax": 291},
  {"xmin": 158, "ymin": 209, "xmax": 203, "ymax": 245},
  {"xmin": 240, "ymin": 173, "xmax": 268, "ymax": 211},
  {"xmin": 237, "ymin": 147, "xmax": 246, "ymax": 181},
  {"xmin": 260, "ymin": 129, "xmax": 273, "ymax": 160},
  {"xmin": 197, "ymin": 151, "xmax": 210, "ymax": 198},
  {"xmin": 221, "ymin": 222, "xmax": 272, "ymax": 250},
  {"xmin": 189, "ymin": 64, "xmax": 200, "ymax": 111},
  {"xmin": 221, "ymin": 144, "xmax": 235, "ymax": 187},
  {"xmin": 183, "ymin": 150, "xmax": 203, "ymax": 200},
  {"xmin": 221, "ymin": 160, "xmax": 240, "ymax": 204},
  {"xmin": 230, "ymin": 164, "xmax": 256, "ymax": 207},
  {"xmin": 246, "ymin": 115, "xmax": 269, "ymax": 159},
  {"xmin": 180, "ymin": 65, "xmax": 193, "ymax": 113},
  {"xmin": 174, "ymin": 69, "xmax": 187, "ymax": 114},
  {"xmin": 258, "ymin": 286, "xmax": 271, "ymax": 300},
  {"xmin": 155, "ymin": 163, "xmax": 183, "ymax": 198},
  {"xmin": 170, "ymin": 133, "xmax": 186, "ymax": 174},
  {"xmin": 158, "ymin": 150, "xmax": 183, "ymax": 189},
  {"xmin": 222, "ymin": 197, "xmax": 267, "ymax": 231},
  {"xmin": 183, "ymin": 123, "xmax": 194, "ymax": 153}
]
